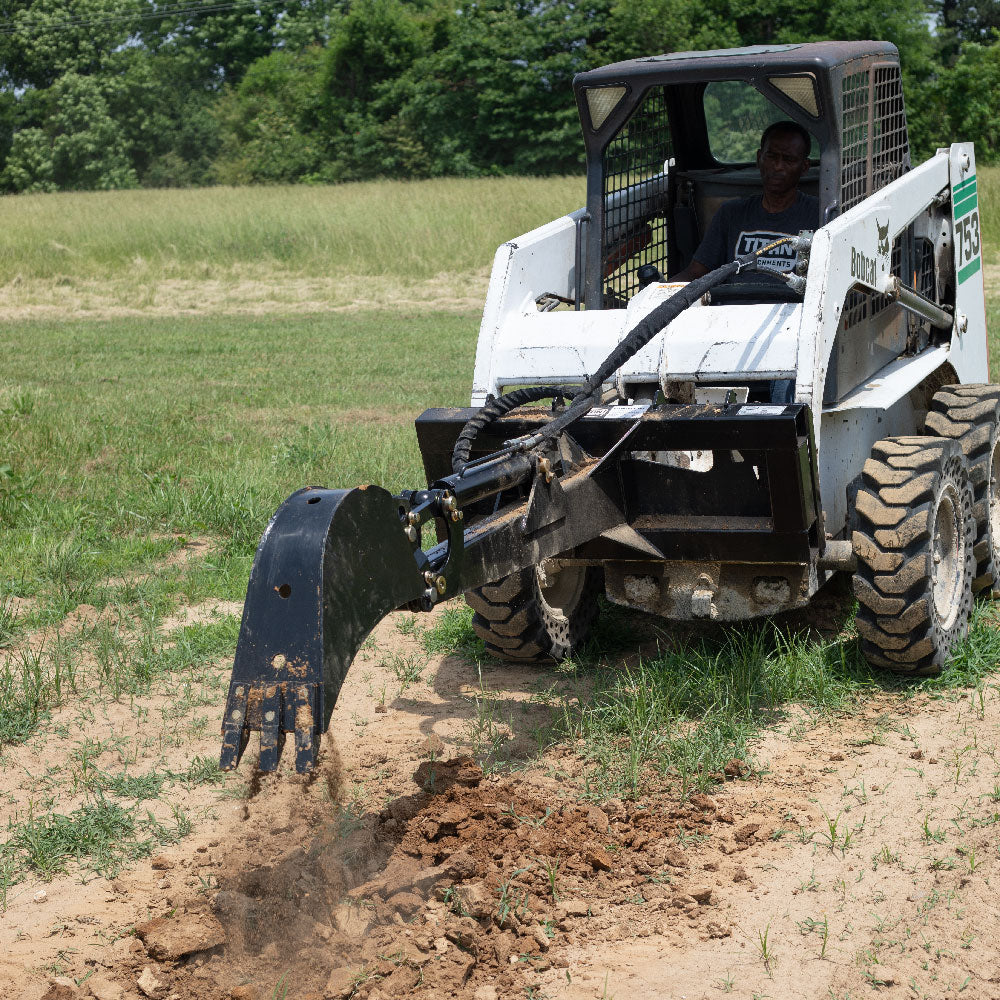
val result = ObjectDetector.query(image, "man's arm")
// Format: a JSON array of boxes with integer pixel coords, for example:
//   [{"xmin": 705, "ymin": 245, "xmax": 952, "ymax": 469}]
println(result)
[
  {"xmin": 670, "ymin": 203, "xmax": 729, "ymax": 281},
  {"xmin": 672, "ymin": 258, "xmax": 709, "ymax": 281}
]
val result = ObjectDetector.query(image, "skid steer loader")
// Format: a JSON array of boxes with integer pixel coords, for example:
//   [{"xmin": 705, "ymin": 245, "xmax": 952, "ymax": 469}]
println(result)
[{"xmin": 220, "ymin": 41, "xmax": 995, "ymax": 774}]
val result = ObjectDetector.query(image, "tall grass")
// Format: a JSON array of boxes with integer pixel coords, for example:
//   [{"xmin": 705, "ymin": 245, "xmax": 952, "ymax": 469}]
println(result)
[{"xmin": 0, "ymin": 177, "xmax": 586, "ymax": 283}]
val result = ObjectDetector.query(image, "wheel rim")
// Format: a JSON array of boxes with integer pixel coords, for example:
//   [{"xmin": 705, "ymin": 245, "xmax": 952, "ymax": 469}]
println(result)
[
  {"xmin": 536, "ymin": 564, "xmax": 587, "ymax": 620},
  {"xmin": 933, "ymin": 483, "xmax": 963, "ymax": 629}
]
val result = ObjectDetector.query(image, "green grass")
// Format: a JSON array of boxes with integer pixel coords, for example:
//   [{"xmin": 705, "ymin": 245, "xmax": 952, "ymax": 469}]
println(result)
[
  {"xmin": 425, "ymin": 600, "xmax": 1000, "ymax": 799},
  {"xmin": 1, "ymin": 797, "xmax": 188, "ymax": 884},
  {"xmin": 0, "ymin": 177, "xmax": 585, "ymax": 283}
]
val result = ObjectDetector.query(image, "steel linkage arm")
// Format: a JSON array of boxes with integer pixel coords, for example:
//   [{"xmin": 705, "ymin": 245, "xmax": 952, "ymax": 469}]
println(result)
[{"xmin": 219, "ymin": 430, "xmax": 631, "ymax": 774}]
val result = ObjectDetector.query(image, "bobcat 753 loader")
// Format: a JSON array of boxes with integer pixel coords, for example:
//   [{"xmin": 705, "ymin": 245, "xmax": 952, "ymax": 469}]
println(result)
[{"xmin": 220, "ymin": 41, "xmax": 996, "ymax": 774}]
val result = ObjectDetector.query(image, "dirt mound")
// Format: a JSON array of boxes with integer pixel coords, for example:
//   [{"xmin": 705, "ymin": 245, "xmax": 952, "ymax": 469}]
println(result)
[{"xmin": 105, "ymin": 754, "xmax": 727, "ymax": 999}]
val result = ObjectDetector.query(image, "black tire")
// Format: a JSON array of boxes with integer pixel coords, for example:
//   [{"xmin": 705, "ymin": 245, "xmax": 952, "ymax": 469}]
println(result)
[
  {"xmin": 924, "ymin": 384, "xmax": 1000, "ymax": 596},
  {"xmin": 466, "ymin": 565, "xmax": 601, "ymax": 663},
  {"xmin": 852, "ymin": 436, "xmax": 975, "ymax": 675}
]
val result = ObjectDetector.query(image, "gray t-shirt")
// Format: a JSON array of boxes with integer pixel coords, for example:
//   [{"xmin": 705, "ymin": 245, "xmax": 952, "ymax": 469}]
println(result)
[{"xmin": 693, "ymin": 193, "xmax": 818, "ymax": 278}]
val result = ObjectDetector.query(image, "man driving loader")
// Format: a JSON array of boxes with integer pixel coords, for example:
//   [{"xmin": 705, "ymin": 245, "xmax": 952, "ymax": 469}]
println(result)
[{"xmin": 672, "ymin": 120, "xmax": 818, "ymax": 282}]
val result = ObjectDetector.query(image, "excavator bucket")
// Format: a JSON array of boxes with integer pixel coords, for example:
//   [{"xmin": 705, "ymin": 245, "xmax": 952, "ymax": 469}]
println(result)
[{"xmin": 219, "ymin": 485, "xmax": 430, "ymax": 773}]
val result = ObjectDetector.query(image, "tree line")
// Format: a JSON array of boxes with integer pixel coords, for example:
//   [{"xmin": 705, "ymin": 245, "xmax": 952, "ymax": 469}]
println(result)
[{"xmin": 1, "ymin": 0, "xmax": 1000, "ymax": 193}]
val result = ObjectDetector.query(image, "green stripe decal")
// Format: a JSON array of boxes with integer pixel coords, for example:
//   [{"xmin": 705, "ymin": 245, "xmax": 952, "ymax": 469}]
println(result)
[
  {"xmin": 954, "ymin": 174, "xmax": 977, "ymax": 194},
  {"xmin": 959, "ymin": 255, "xmax": 981, "ymax": 285},
  {"xmin": 955, "ymin": 192, "xmax": 978, "ymax": 219}
]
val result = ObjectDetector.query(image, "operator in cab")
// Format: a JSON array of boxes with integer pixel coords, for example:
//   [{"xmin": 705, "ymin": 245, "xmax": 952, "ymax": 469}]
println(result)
[{"xmin": 672, "ymin": 120, "xmax": 818, "ymax": 282}]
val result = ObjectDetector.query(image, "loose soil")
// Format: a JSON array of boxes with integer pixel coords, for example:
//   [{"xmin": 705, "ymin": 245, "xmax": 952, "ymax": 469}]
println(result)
[{"xmin": 4, "ymin": 599, "xmax": 1000, "ymax": 1000}]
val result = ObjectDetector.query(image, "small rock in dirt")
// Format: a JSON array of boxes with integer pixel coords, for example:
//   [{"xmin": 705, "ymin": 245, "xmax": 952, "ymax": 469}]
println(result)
[
  {"xmin": 111, "ymin": 880, "xmax": 128, "ymax": 895},
  {"xmin": 716, "ymin": 811, "xmax": 735, "ymax": 825},
  {"xmin": 723, "ymin": 759, "xmax": 746, "ymax": 778},
  {"xmin": 443, "ymin": 849, "xmax": 478, "ymax": 880},
  {"xmin": 929, "ymin": 757, "xmax": 938, "ymax": 764},
  {"xmin": 829, "ymin": 752, "xmax": 845, "ymax": 762},
  {"xmin": 691, "ymin": 887, "xmax": 713, "ymax": 905},
  {"xmin": 910, "ymin": 749, "xmax": 924, "ymax": 760},
  {"xmin": 413, "ymin": 756, "xmax": 482, "ymax": 792},
  {"xmin": 434, "ymin": 936, "xmax": 450, "ymax": 955},
  {"xmin": 156, "ymin": 879, "xmax": 170, "ymax": 890},
  {"xmin": 375, "ymin": 703, "xmax": 388, "ymax": 713},
  {"xmin": 689, "ymin": 793, "xmax": 715, "ymax": 812},
  {"xmin": 324, "ymin": 968, "xmax": 356, "ymax": 999},
  {"xmin": 557, "ymin": 900, "xmax": 591, "ymax": 920},
  {"xmin": 420, "ymin": 734, "xmax": 445, "ymax": 756},
  {"xmin": 585, "ymin": 807, "xmax": 610, "ymax": 833},
  {"xmin": 531, "ymin": 925, "xmax": 551, "ymax": 952},
  {"xmin": 150, "ymin": 857, "xmax": 174, "ymax": 871},
  {"xmin": 136, "ymin": 968, "xmax": 161, "ymax": 998},
  {"xmin": 705, "ymin": 921, "xmax": 732, "ymax": 939},
  {"xmin": 585, "ymin": 848, "xmax": 612, "ymax": 872},
  {"xmin": 732, "ymin": 866, "xmax": 749, "ymax": 883},
  {"xmin": 869, "ymin": 967, "xmax": 898, "ymax": 986},
  {"xmin": 387, "ymin": 892, "xmax": 424, "ymax": 919},
  {"xmin": 455, "ymin": 881, "xmax": 493, "ymax": 921},
  {"xmin": 653, "ymin": 920, "xmax": 669, "ymax": 935},
  {"xmin": 382, "ymin": 965, "xmax": 421, "ymax": 993},
  {"xmin": 702, "ymin": 861, "xmax": 719, "ymax": 872},
  {"xmin": 135, "ymin": 910, "xmax": 225, "ymax": 961},
  {"xmin": 229, "ymin": 987, "xmax": 260, "ymax": 1000},
  {"xmin": 444, "ymin": 917, "xmax": 479, "ymax": 952},
  {"xmin": 733, "ymin": 822, "xmax": 760, "ymax": 845},
  {"xmin": 473, "ymin": 987, "xmax": 498, "ymax": 1000},
  {"xmin": 41, "ymin": 985, "xmax": 77, "ymax": 1000},
  {"xmin": 662, "ymin": 848, "xmax": 687, "ymax": 869},
  {"xmin": 87, "ymin": 976, "xmax": 123, "ymax": 1000},
  {"xmin": 34, "ymin": 889, "xmax": 47, "ymax": 903}
]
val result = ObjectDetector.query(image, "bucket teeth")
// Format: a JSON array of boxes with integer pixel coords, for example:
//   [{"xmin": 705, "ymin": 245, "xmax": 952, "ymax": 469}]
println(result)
[
  {"xmin": 220, "ymin": 680, "xmax": 321, "ymax": 773},
  {"xmin": 258, "ymin": 686, "xmax": 284, "ymax": 772},
  {"xmin": 219, "ymin": 683, "xmax": 251, "ymax": 771}
]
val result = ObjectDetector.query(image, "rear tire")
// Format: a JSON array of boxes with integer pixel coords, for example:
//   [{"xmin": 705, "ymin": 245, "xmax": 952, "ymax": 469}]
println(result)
[
  {"xmin": 852, "ymin": 436, "xmax": 975, "ymax": 675},
  {"xmin": 924, "ymin": 384, "xmax": 1000, "ymax": 596},
  {"xmin": 466, "ymin": 565, "xmax": 601, "ymax": 663}
]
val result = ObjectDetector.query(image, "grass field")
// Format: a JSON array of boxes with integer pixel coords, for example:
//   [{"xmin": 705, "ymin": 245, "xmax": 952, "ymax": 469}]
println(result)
[{"xmin": 2, "ymin": 174, "xmax": 1000, "ymax": 890}]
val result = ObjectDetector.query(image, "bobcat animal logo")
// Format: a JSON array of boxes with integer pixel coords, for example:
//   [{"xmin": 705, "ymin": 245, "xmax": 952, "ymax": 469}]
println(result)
[{"xmin": 876, "ymin": 218, "xmax": 890, "ymax": 258}]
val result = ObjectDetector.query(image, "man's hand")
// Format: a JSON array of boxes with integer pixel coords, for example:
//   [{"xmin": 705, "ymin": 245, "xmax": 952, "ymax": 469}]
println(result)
[{"xmin": 671, "ymin": 259, "xmax": 709, "ymax": 282}]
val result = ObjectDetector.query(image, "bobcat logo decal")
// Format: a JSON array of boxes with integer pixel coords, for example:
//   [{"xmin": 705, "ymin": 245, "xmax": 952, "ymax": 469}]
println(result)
[{"xmin": 876, "ymin": 218, "xmax": 890, "ymax": 258}]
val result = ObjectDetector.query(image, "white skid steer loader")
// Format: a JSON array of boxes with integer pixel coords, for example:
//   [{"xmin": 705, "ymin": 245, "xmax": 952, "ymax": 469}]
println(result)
[{"xmin": 219, "ymin": 41, "xmax": 996, "ymax": 774}]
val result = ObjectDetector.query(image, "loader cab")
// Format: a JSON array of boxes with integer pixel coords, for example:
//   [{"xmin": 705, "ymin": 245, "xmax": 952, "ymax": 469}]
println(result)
[{"xmin": 574, "ymin": 42, "xmax": 910, "ymax": 309}]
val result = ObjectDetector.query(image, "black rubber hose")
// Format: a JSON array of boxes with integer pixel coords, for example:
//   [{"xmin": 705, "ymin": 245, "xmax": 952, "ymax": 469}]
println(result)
[
  {"xmin": 451, "ymin": 244, "xmax": 780, "ymax": 472},
  {"xmin": 533, "ymin": 256, "xmax": 745, "ymax": 444},
  {"xmin": 451, "ymin": 385, "xmax": 575, "ymax": 474}
]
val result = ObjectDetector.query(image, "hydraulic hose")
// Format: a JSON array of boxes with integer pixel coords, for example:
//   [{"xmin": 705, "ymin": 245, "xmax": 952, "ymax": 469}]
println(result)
[
  {"xmin": 452, "ymin": 237, "xmax": 795, "ymax": 473},
  {"xmin": 451, "ymin": 385, "xmax": 577, "ymax": 474}
]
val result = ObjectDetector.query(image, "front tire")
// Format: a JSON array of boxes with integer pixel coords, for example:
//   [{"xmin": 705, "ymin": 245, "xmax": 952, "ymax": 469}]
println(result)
[
  {"xmin": 466, "ymin": 565, "xmax": 601, "ymax": 663},
  {"xmin": 852, "ymin": 436, "xmax": 975, "ymax": 675}
]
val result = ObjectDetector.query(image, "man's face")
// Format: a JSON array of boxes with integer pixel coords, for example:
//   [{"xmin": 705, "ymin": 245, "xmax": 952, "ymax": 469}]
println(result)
[{"xmin": 756, "ymin": 130, "xmax": 810, "ymax": 199}]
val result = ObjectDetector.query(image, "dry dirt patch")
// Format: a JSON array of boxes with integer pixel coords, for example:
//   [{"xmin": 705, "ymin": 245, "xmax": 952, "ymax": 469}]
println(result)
[{"xmin": 5, "ymin": 605, "xmax": 1000, "ymax": 1000}]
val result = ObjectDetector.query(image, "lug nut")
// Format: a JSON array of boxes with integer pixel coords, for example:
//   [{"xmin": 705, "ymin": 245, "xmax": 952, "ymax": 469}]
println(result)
[
  {"xmin": 441, "ymin": 494, "xmax": 457, "ymax": 512},
  {"xmin": 407, "ymin": 511, "xmax": 421, "ymax": 526},
  {"xmin": 450, "ymin": 510, "xmax": 463, "ymax": 522},
  {"xmin": 424, "ymin": 570, "xmax": 436, "ymax": 585},
  {"xmin": 405, "ymin": 524, "xmax": 418, "ymax": 543},
  {"xmin": 435, "ymin": 575, "xmax": 447, "ymax": 594}
]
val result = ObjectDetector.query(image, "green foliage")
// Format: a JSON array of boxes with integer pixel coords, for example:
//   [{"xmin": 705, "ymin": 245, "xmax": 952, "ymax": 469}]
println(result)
[
  {"xmin": 915, "ymin": 41, "xmax": 1000, "ymax": 162},
  {"xmin": 6, "ymin": 0, "xmax": 1000, "ymax": 186},
  {"xmin": 1, "ymin": 74, "xmax": 137, "ymax": 192}
]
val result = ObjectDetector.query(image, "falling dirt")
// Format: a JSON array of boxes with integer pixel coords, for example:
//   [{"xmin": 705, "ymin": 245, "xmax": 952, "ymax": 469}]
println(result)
[{"xmin": 6, "ymin": 597, "xmax": 1000, "ymax": 1000}]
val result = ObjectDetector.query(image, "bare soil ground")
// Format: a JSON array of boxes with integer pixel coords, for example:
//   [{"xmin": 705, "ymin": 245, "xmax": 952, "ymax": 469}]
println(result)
[
  {"xmin": 4, "ymin": 589, "xmax": 1000, "ymax": 1000},
  {"xmin": 0, "ymin": 271, "xmax": 490, "ymax": 321}
]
